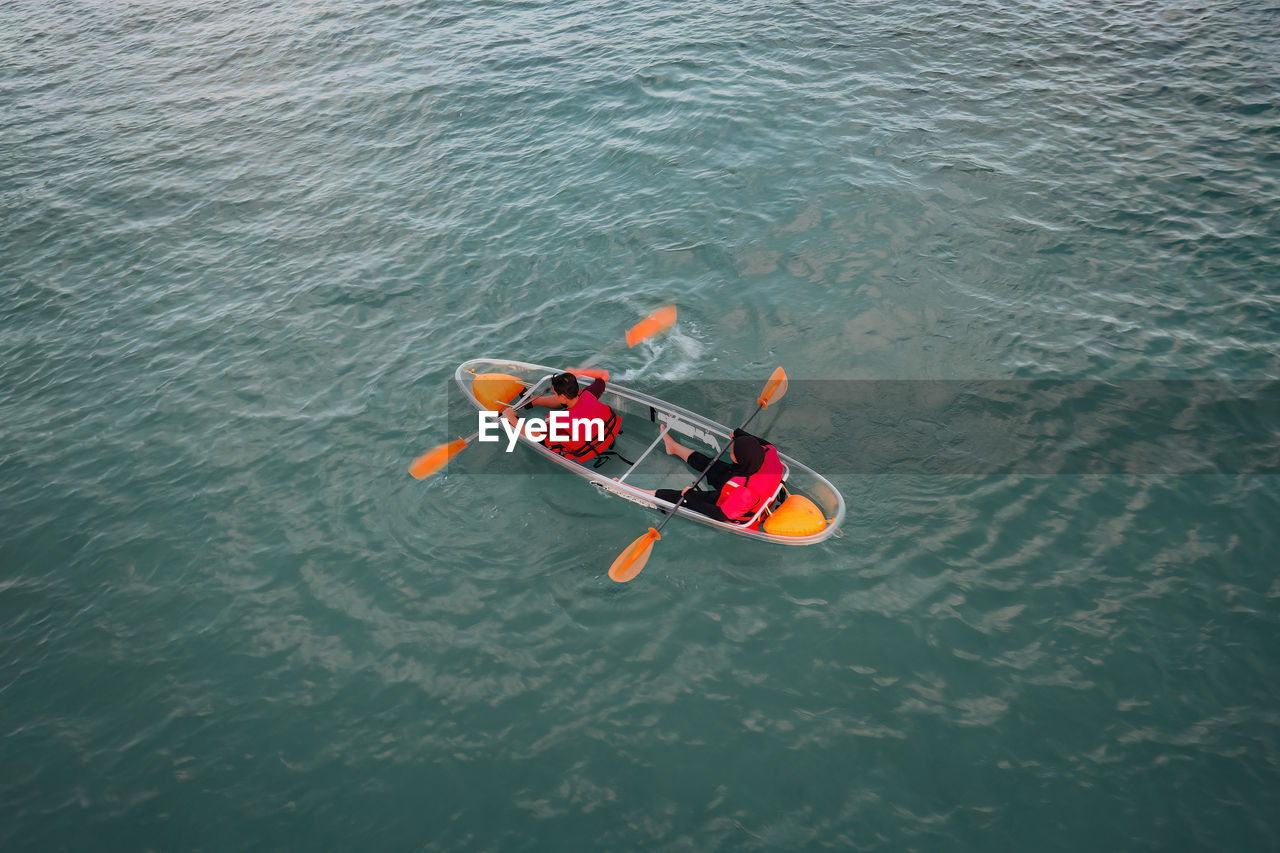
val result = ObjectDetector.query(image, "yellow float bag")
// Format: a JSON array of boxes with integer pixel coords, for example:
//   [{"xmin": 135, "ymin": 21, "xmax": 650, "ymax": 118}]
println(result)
[
  {"xmin": 472, "ymin": 373, "xmax": 527, "ymax": 411},
  {"xmin": 762, "ymin": 494, "xmax": 828, "ymax": 537}
]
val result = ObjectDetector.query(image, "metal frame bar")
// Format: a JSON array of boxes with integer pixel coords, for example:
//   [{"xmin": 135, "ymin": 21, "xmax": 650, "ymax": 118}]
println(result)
[{"xmin": 615, "ymin": 426, "xmax": 668, "ymax": 484}]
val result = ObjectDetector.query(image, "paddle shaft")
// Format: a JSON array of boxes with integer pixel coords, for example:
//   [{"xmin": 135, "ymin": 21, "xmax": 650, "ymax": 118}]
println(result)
[
  {"xmin": 576, "ymin": 342, "xmax": 625, "ymax": 371},
  {"xmin": 495, "ymin": 374, "xmax": 550, "ymax": 417},
  {"xmin": 579, "ymin": 304, "xmax": 675, "ymax": 370},
  {"xmin": 650, "ymin": 401, "xmax": 768, "ymax": 537}
]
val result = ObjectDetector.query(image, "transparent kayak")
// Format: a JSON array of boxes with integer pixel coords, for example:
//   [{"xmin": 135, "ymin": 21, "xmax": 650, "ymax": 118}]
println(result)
[{"xmin": 456, "ymin": 359, "xmax": 845, "ymax": 546}]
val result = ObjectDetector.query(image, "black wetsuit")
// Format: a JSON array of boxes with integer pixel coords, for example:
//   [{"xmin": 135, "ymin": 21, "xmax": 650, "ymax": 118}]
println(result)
[{"xmin": 654, "ymin": 450, "xmax": 736, "ymax": 522}]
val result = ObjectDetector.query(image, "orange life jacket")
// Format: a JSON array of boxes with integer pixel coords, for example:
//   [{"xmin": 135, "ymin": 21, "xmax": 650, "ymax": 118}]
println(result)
[
  {"xmin": 716, "ymin": 444, "xmax": 784, "ymax": 521},
  {"xmin": 544, "ymin": 390, "xmax": 621, "ymax": 462}
]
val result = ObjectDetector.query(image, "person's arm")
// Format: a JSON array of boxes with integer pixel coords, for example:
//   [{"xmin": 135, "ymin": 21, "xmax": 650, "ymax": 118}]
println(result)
[
  {"xmin": 714, "ymin": 484, "xmax": 757, "ymax": 521},
  {"xmin": 558, "ymin": 368, "xmax": 607, "ymax": 399},
  {"xmin": 570, "ymin": 367, "xmax": 608, "ymax": 397},
  {"xmin": 500, "ymin": 392, "xmax": 560, "ymax": 425}
]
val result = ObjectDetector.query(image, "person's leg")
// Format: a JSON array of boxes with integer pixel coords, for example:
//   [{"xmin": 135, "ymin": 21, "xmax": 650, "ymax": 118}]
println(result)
[
  {"xmin": 661, "ymin": 430, "xmax": 694, "ymax": 462},
  {"xmin": 662, "ymin": 430, "xmax": 734, "ymax": 485},
  {"xmin": 684, "ymin": 451, "xmax": 735, "ymax": 490},
  {"xmin": 651, "ymin": 488, "xmax": 728, "ymax": 522}
]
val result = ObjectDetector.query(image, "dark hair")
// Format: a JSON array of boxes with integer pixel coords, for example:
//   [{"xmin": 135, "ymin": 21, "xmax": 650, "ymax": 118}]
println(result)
[
  {"xmin": 551, "ymin": 372, "xmax": 580, "ymax": 398},
  {"xmin": 730, "ymin": 430, "xmax": 767, "ymax": 476}
]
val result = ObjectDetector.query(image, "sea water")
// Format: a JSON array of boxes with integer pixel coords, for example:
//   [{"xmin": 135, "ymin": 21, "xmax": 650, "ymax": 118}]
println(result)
[{"xmin": 3, "ymin": 0, "xmax": 1278, "ymax": 849}]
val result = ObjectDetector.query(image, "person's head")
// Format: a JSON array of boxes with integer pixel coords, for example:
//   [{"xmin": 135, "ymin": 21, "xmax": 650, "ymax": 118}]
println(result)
[
  {"xmin": 730, "ymin": 431, "xmax": 766, "ymax": 475},
  {"xmin": 551, "ymin": 372, "xmax": 580, "ymax": 403}
]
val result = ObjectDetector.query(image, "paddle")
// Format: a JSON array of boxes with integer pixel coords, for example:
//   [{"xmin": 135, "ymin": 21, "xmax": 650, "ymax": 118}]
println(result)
[
  {"xmin": 408, "ymin": 304, "xmax": 678, "ymax": 480},
  {"xmin": 608, "ymin": 367, "xmax": 789, "ymax": 583},
  {"xmin": 407, "ymin": 377, "xmax": 549, "ymax": 479},
  {"xmin": 577, "ymin": 304, "xmax": 677, "ymax": 370}
]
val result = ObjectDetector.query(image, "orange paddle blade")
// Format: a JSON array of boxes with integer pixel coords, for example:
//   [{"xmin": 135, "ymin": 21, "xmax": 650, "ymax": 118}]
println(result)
[
  {"xmin": 409, "ymin": 437, "xmax": 468, "ymax": 480},
  {"xmin": 758, "ymin": 366, "xmax": 788, "ymax": 408},
  {"xmin": 609, "ymin": 527, "xmax": 661, "ymax": 583},
  {"xmin": 625, "ymin": 305, "xmax": 677, "ymax": 348}
]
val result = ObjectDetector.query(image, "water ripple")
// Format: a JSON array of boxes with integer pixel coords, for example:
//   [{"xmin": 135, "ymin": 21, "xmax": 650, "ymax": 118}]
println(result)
[{"xmin": 4, "ymin": 0, "xmax": 1280, "ymax": 849}]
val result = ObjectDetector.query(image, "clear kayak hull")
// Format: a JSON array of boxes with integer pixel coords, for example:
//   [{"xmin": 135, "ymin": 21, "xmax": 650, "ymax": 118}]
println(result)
[{"xmin": 455, "ymin": 359, "xmax": 846, "ymax": 546}]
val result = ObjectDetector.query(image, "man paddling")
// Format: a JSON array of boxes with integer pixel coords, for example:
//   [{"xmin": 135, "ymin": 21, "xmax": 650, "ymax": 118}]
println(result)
[{"xmin": 499, "ymin": 369, "xmax": 621, "ymax": 463}]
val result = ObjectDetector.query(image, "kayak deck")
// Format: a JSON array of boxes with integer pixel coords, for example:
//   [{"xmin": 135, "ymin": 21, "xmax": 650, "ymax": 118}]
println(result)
[{"xmin": 455, "ymin": 359, "xmax": 845, "ymax": 545}]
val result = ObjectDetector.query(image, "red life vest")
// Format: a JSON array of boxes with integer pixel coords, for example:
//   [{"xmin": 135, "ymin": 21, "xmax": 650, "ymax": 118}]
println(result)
[
  {"xmin": 716, "ymin": 444, "xmax": 784, "ymax": 522},
  {"xmin": 544, "ymin": 390, "xmax": 621, "ymax": 462}
]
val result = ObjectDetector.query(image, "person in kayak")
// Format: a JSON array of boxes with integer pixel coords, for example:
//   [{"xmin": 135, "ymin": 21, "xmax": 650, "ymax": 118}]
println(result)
[
  {"xmin": 640, "ymin": 429, "xmax": 784, "ymax": 523},
  {"xmin": 498, "ymin": 369, "xmax": 621, "ymax": 463}
]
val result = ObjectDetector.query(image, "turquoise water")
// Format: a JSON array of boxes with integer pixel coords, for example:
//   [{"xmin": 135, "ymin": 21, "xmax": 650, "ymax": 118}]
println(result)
[{"xmin": 3, "ymin": 0, "xmax": 1279, "ymax": 849}]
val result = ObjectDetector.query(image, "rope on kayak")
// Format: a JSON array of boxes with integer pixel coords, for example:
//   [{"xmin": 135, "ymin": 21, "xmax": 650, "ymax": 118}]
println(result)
[{"xmin": 591, "ymin": 449, "xmax": 636, "ymax": 469}]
